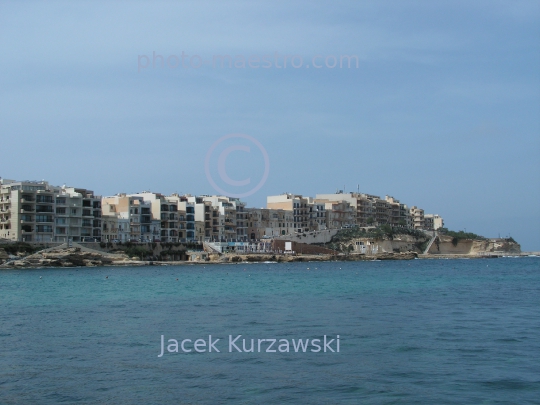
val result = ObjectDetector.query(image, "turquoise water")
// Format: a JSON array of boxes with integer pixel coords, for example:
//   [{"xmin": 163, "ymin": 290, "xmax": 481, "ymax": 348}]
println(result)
[{"xmin": 1, "ymin": 258, "xmax": 539, "ymax": 404}]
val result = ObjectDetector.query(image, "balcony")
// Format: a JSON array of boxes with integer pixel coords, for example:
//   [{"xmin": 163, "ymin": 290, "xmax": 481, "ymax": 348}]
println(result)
[
  {"xmin": 36, "ymin": 206, "xmax": 54, "ymax": 213},
  {"xmin": 36, "ymin": 228, "xmax": 53, "ymax": 233},
  {"xmin": 36, "ymin": 197, "xmax": 54, "ymax": 204}
]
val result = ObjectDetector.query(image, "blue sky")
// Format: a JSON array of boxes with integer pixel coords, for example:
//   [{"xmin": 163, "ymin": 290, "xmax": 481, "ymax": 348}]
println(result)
[{"xmin": 1, "ymin": 1, "xmax": 539, "ymax": 250}]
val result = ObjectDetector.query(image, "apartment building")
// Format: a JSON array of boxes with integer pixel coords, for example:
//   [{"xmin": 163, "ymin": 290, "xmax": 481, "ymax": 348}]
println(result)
[
  {"xmin": 316, "ymin": 192, "xmax": 416, "ymax": 228},
  {"xmin": 0, "ymin": 179, "xmax": 102, "ymax": 242},
  {"xmin": 409, "ymin": 206, "xmax": 425, "ymax": 230},
  {"xmin": 164, "ymin": 194, "xmax": 192, "ymax": 242},
  {"xmin": 267, "ymin": 194, "xmax": 312, "ymax": 232},
  {"xmin": 246, "ymin": 208, "xmax": 294, "ymax": 240},
  {"xmin": 385, "ymin": 196, "xmax": 412, "ymax": 228},
  {"xmin": 128, "ymin": 193, "xmax": 180, "ymax": 242},
  {"xmin": 102, "ymin": 194, "xmax": 155, "ymax": 242},
  {"xmin": 307, "ymin": 198, "xmax": 327, "ymax": 230},
  {"xmin": 424, "ymin": 214, "xmax": 444, "ymax": 230},
  {"xmin": 316, "ymin": 200, "xmax": 355, "ymax": 229},
  {"xmin": 183, "ymin": 196, "xmax": 219, "ymax": 241},
  {"xmin": 316, "ymin": 192, "xmax": 373, "ymax": 226},
  {"xmin": 200, "ymin": 196, "xmax": 248, "ymax": 242},
  {"xmin": 54, "ymin": 186, "xmax": 102, "ymax": 242}
]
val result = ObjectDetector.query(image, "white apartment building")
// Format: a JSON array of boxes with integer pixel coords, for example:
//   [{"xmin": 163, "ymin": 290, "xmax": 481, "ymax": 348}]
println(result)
[
  {"xmin": 0, "ymin": 179, "xmax": 101, "ymax": 242},
  {"xmin": 200, "ymin": 196, "xmax": 248, "ymax": 241}
]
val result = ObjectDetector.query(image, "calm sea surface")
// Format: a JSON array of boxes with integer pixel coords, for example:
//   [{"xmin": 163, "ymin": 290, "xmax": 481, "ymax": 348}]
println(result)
[{"xmin": 1, "ymin": 258, "xmax": 539, "ymax": 404}]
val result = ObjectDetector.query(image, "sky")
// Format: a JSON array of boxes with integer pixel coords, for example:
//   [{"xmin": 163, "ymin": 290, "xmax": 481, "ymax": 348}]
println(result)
[{"xmin": 1, "ymin": 1, "xmax": 539, "ymax": 250}]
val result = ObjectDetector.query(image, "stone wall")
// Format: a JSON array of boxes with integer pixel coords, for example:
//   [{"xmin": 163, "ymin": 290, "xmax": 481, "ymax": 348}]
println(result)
[{"xmin": 272, "ymin": 240, "xmax": 337, "ymax": 255}]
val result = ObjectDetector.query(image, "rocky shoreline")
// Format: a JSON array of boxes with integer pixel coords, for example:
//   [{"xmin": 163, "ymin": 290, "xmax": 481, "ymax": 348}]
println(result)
[
  {"xmin": 1, "ymin": 246, "xmax": 536, "ymax": 269},
  {"xmin": 0, "ymin": 247, "xmax": 418, "ymax": 268},
  {"xmin": 0, "ymin": 247, "xmax": 143, "ymax": 268}
]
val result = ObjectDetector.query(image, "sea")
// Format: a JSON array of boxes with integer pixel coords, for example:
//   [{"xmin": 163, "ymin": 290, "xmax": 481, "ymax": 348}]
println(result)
[{"xmin": 1, "ymin": 257, "xmax": 539, "ymax": 404}]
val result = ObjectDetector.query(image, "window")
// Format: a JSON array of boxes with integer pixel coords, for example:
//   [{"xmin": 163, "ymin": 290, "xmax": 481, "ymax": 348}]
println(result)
[
  {"xmin": 36, "ymin": 215, "xmax": 52, "ymax": 223},
  {"xmin": 71, "ymin": 208, "xmax": 77, "ymax": 215},
  {"xmin": 56, "ymin": 198, "xmax": 66, "ymax": 204},
  {"xmin": 56, "ymin": 207, "xmax": 66, "ymax": 214},
  {"xmin": 36, "ymin": 225, "xmax": 53, "ymax": 232},
  {"xmin": 36, "ymin": 195, "xmax": 53, "ymax": 203}
]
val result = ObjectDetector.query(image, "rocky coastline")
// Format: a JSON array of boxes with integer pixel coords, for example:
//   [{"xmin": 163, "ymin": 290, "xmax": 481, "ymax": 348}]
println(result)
[{"xmin": 1, "ymin": 246, "xmax": 535, "ymax": 269}]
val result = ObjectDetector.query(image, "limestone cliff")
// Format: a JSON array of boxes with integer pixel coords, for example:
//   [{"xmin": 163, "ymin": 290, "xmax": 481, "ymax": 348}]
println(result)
[{"xmin": 0, "ymin": 247, "xmax": 140, "ymax": 268}]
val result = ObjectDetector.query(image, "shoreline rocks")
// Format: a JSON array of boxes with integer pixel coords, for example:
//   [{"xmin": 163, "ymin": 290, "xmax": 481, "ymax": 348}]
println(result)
[{"xmin": 0, "ymin": 247, "xmax": 141, "ymax": 268}]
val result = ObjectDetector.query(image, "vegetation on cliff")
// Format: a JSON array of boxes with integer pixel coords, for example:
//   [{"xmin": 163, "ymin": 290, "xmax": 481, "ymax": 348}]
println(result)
[
  {"xmin": 0, "ymin": 242, "xmax": 43, "ymax": 256},
  {"xmin": 326, "ymin": 225, "xmax": 428, "ymax": 251},
  {"xmin": 438, "ymin": 228, "xmax": 486, "ymax": 246}
]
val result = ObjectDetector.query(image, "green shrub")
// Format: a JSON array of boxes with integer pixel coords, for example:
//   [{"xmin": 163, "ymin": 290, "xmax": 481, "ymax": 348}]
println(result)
[{"xmin": 0, "ymin": 242, "xmax": 40, "ymax": 255}]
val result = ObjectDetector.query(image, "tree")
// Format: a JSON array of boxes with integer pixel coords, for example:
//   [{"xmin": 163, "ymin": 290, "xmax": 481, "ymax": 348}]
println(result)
[{"xmin": 367, "ymin": 216, "xmax": 374, "ymax": 225}]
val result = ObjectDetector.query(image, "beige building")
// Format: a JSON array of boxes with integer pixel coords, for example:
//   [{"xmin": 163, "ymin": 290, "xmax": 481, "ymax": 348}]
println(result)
[
  {"xmin": 316, "ymin": 192, "xmax": 375, "ymax": 226},
  {"xmin": 316, "ymin": 199, "xmax": 355, "ymax": 229},
  {"xmin": 385, "ymin": 196, "xmax": 412, "ymax": 228},
  {"xmin": 424, "ymin": 214, "xmax": 444, "ymax": 230},
  {"xmin": 267, "ymin": 194, "xmax": 311, "ymax": 232},
  {"xmin": 410, "ymin": 206, "xmax": 425, "ymax": 230},
  {"xmin": 102, "ymin": 194, "xmax": 155, "ymax": 242},
  {"xmin": 246, "ymin": 208, "xmax": 294, "ymax": 240},
  {"xmin": 317, "ymin": 192, "xmax": 415, "ymax": 228}
]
